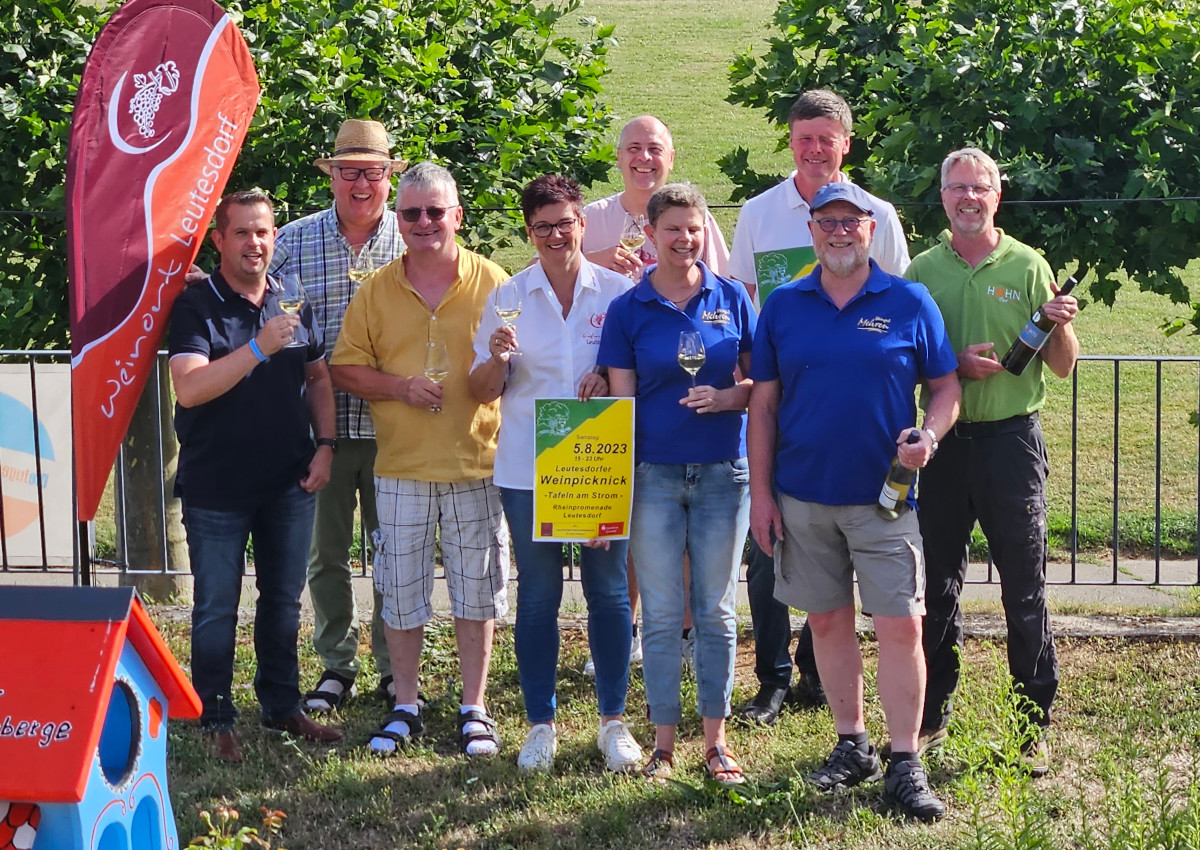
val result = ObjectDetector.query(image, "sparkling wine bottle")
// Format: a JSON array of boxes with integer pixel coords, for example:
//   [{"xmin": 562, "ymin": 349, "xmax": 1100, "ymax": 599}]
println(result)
[
  {"xmin": 877, "ymin": 430, "xmax": 922, "ymax": 520},
  {"xmin": 1000, "ymin": 276, "xmax": 1078, "ymax": 376}
]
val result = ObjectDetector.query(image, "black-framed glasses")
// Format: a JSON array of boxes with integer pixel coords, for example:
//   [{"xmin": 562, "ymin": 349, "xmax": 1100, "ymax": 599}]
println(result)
[
  {"xmin": 813, "ymin": 216, "xmax": 871, "ymax": 233},
  {"xmin": 529, "ymin": 218, "xmax": 579, "ymax": 238},
  {"xmin": 942, "ymin": 182, "xmax": 996, "ymax": 198},
  {"xmin": 398, "ymin": 205, "xmax": 459, "ymax": 222},
  {"xmin": 334, "ymin": 165, "xmax": 389, "ymax": 182}
]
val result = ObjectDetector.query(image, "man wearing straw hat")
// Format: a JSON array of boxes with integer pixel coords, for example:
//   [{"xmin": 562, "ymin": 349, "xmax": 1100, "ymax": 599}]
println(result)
[{"xmin": 272, "ymin": 119, "xmax": 407, "ymax": 714}]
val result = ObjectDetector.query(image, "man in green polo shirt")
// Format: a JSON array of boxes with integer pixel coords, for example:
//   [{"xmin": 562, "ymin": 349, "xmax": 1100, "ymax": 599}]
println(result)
[{"xmin": 905, "ymin": 147, "xmax": 1079, "ymax": 776}]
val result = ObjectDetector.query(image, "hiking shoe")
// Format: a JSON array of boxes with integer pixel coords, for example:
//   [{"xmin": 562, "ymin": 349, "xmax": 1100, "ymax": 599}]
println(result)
[
  {"xmin": 788, "ymin": 674, "xmax": 827, "ymax": 709},
  {"xmin": 884, "ymin": 758, "xmax": 946, "ymax": 822},
  {"xmin": 806, "ymin": 740, "xmax": 883, "ymax": 792},
  {"xmin": 517, "ymin": 724, "xmax": 557, "ymax": 772},
  {"xmin": 880, "ymin": 726, "xmax": 948, "ymax": 761},
  {"xmin": 597, "ymin": 719, "xmax": 643, "ymax": 772},
  {"xmin": 738, "ymin": 684, "xmax": 789, "ymax": 726},
  {"xmin": 1021, "ymin": 737, "xmax": 1051, "ymax": 777}
]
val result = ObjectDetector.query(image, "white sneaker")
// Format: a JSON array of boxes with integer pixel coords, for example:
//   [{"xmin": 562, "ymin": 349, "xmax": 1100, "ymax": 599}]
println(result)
[
  {"xmin": 597, "ymin": 719, "xmax": 643, "ymax": 772},
  {"xmin": 517, "ymin": 724, "xmax": 557, "ymax": 772},
  {"xmin": 584, "ymin": 633, "xmax": 642, "ymax": 676}
]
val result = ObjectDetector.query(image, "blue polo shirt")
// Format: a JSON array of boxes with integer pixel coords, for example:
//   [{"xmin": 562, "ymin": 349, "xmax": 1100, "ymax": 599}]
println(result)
[
  {"xmin": 598, "ymin": 262, "xmax": 756, "ymax": 464},
  {"xmin": 750, "ymin": 260, "xmax": 957, "ymax": 505},
  {"xmin": 168, "ymin": 270, "xmax": 325, "ymax": 510}
]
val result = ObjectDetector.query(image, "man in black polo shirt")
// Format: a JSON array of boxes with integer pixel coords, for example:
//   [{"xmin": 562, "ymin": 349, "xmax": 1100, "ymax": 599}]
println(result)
[{"xmin": 169, "ymin": 188, "xmax": 342, "ymax": 763}]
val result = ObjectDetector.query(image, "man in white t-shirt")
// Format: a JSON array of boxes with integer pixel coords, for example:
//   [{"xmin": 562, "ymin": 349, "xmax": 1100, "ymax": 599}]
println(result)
[
  {"xmin": 583, "ymin": 115, "xmax": 729, "ymax": 278},
  {"xmin": 729, "ymin": 89, "xmax": 910, "ymax": 728}
]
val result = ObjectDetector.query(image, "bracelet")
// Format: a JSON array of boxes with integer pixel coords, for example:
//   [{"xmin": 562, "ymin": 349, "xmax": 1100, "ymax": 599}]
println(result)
[
  {"xmin": 922, "ymin": 427, "xmax": 939, "ymax": 456},
  {"xmin": 248, "ymin": 339, "xmax": 268, "ymax": 363}
]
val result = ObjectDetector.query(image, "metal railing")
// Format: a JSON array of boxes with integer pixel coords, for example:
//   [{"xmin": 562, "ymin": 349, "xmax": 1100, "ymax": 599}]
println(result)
[{"xmin": 2, "ymin": 350, "xmax": 1198, "ymax": 586}]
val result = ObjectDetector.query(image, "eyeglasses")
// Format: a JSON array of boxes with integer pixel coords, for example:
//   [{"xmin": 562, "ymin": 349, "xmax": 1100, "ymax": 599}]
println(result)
[
  {"xmin": 529, "ymin": 218, "xmax": 579, "ymax": 238},
  {"xmin": 813, "ymin": 216, "xmax": 871, "ymax": 233},
  {"xmin": 334, "ymin": 166, "xmax": 389, "ymax": 182},
  {"xmin": 398, "ymin": 205, "xmax": 459, "ymax": 222},
  {"xmin": 942, "ymin": 182, "xmax": 996, "ymax": 198}
]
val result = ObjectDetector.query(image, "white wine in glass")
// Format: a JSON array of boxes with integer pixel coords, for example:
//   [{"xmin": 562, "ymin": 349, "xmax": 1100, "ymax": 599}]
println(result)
[
  {"xmin": 348, "ymin": 244, "xmax": 374, "ymax": 281},
  {"xmin": 677, "ymin": 330, "xmax": 705, "ymax": 389},
  {"xmin": 423, "ymin": 340, "xmax": 450, "ymax": 414},
  {"xmin": 494, "ymin": 281, "xmax": 523, "ymax": 356},
  {"xmin": 277, "ymin": 275, "xmax": 308, "ymax": 348},
  {"xmin": 620, "ymin": 214, "xmax": 646, "ymax": 252}
]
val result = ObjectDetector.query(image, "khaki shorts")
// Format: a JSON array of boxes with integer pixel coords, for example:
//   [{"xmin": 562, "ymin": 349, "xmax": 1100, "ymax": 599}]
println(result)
[
  {"xmin": 373, "ymin": 476, "xmax": 510, "ymax": 630},
  {"xmin": 774, "ymin": 495, "xmax": 926, "ymax": 618}
]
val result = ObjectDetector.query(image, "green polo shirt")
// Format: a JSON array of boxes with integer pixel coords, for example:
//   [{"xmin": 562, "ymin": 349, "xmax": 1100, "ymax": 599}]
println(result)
[{"xmin": 906, "ymin": 230, "xmax": 1055, "ymax": 422}]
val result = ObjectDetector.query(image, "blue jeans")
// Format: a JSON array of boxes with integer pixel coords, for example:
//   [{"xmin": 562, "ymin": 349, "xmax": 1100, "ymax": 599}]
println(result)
[
  {"xmin": 184, "ymin": 483, "xmax": 316, "ymax": 729},
  {"xmin": 631, "ymin": 460, "xmax": 749, "ymax": 724},
  {"xmin": 501, "ymin": 488, "xmax": 631, "ymax": 723}
]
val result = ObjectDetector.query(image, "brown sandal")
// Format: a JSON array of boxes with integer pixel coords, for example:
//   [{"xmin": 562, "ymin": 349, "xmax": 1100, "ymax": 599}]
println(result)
[
  {"xmin": 705, "ymin": 745, "xmax": 746, "ymax": 787},
  {"xmin": 642, "ymin": 748, "xmax": 674, "ymax": 781}
]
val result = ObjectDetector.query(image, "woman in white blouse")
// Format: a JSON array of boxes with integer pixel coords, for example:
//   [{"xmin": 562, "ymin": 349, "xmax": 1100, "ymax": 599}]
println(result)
[{"xmin": 469, "ymin": 175, "xmax": 641, "ymax": 775}]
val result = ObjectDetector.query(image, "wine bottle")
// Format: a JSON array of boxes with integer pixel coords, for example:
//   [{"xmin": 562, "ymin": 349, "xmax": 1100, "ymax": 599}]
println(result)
[
  {"xmin": 877, "ymin": 430, "xmax": 922, "ymax": 520},
  {"xmin": 1000, "ymin": 276, "xmax": 1078, "ymax": 376}
]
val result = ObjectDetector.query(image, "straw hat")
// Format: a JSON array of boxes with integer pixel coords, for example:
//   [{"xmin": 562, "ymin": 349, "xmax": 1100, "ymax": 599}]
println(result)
[{"xmin": 315, "ymin": 119, "xmax": 408, "ymax": 175}]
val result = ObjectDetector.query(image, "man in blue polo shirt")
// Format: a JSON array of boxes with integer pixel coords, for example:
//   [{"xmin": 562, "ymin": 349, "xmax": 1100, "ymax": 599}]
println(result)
[
  {"xmin": 169, "ymin": 189, "xmax": 342, "ymax": 764},
  {"xmin": 748, "ymin": 182, "xmax": 960, "ymax": 821}
]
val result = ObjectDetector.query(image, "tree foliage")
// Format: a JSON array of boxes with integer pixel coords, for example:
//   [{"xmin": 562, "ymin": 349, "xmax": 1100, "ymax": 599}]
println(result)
[
  {"xmin": 0, "ymin": 0, "xmax": 615, "ymax": 349},
  {"xmin": 723, "ymin": 0, "xmax": 1200, "ymax": 332}
]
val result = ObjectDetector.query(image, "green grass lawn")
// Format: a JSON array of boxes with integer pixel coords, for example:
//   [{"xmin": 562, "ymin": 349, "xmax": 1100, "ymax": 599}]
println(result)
[{"xmin": 163, "ymin": 616, "xmax": 1200, "ymax": 850}]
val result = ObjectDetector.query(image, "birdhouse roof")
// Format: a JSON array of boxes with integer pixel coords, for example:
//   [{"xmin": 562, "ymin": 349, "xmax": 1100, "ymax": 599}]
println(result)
[{"xmin": 0, "ymin": 586, "xmax": 201, "ymax": 802}]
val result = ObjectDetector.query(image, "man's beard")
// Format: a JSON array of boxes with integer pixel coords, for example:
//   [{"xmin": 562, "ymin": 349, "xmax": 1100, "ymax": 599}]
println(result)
[{"xmin": 818, "ymin": 242, "xmax": 868, "ymax": 278}]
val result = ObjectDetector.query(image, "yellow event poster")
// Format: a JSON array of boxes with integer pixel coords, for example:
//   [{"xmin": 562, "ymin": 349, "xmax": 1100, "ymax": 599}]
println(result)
[{"xmin": 533, "ymin": 398, "xmax": 634, "ymax": 542}]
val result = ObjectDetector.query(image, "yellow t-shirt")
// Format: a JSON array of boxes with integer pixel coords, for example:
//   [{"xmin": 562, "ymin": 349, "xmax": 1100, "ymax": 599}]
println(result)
[{"xmin": 332, "ymin": 247, "xmax": 508, "ymax": 482}]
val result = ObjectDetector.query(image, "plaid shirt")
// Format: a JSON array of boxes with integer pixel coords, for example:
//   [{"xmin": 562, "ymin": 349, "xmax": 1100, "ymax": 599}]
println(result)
[{"xmin": 272, "ymin": 205, "xmax": 403, "ymax": 439}]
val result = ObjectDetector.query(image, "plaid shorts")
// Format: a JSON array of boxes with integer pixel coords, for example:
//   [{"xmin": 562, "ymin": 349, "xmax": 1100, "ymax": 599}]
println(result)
[{"xmin": 372, "ymin": 476, "xmax": 510, "ymax": 630}]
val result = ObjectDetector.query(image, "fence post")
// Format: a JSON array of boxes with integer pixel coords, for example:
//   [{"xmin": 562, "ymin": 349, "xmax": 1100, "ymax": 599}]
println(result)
[{"xmin": 115, "ymin": 356, "xmax": 188, "ymax": 600}]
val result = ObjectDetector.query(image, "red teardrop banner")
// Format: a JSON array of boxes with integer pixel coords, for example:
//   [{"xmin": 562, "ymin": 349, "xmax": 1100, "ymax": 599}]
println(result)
[{"xmin": 66, "ymin": 0, "xmax": 259, "ymax": 521}]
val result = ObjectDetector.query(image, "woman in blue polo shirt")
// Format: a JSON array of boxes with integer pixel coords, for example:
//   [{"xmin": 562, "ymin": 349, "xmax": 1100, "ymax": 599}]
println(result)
[
  {"xmin": 469, "ymin": 175, "xmax": 643, "ymax": 775},
  {"xmin": 598, "ymin": 182, "xmax": 756, "ymax": 786}
]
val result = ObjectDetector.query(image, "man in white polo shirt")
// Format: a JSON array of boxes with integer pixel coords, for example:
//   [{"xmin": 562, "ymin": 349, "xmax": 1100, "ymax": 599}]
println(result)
[{"xmin": 729, "ymin": 88, "xmax": 909, "ymax": 728}]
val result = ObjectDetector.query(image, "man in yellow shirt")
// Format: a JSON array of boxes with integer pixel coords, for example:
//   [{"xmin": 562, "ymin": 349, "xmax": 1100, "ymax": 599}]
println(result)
[{"xmin": 331, "ymin": 162, "xmax": 510, "ymax": 757}]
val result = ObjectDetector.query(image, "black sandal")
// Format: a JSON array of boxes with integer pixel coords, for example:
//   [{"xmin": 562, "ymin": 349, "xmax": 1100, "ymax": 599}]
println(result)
[
  {"xmin": 367, "ymin": 708, "xmax": 424, "ymax": 755},
  {"xmin": 303, "ymin": 670, "xmax": 356, "ymax": 714},
  {"xmin": 458, "ymin": 709, "xmax": 501, "ymax": 756}
]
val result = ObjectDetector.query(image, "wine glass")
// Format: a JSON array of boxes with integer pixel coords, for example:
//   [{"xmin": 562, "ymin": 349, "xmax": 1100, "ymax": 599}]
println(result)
[
  {"xmin": 494, "ymin": 280, "xmax": 523, "ymax": 357},
  {"xmin": 620, "ymin": 213, "xmax": 647, "ymax": 254},
  {"xmin": 677, "ymin": 330, "xmax": 705, "ymax": 389},
  {"xmin": 423, "ymin": 339, "xmax": 449, "ymax": 414},
  {"xmin": 348, "ymin": 244, "xmax": 374, "ymax": 282},
  {"xmin": 275, "ymin": 274, "xmax": 308, "ymax": 348}
]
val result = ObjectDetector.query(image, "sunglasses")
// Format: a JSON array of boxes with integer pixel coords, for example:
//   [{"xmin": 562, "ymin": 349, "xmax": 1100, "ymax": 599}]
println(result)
[{"xmin": 398, "ymin": 205, "xmax": 459, "ymax": 223}]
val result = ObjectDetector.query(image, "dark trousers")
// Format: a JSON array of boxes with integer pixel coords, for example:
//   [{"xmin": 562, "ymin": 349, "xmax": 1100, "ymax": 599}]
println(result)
[
  {"xmin": 745, "ymin": 535, "xmax": 818, "ymax": 689},
  {"xmin": 185, "ymin": 484, "xmax": 316, "ymax": 729},
  {"xmin": 917, "ymin": 414, "xmax": 1059, "ymax": 731}
]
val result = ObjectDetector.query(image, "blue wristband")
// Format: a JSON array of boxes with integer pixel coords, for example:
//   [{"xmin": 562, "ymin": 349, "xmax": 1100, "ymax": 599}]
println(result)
[{"xmin": 248, "ymin": 338, "xmax": 268, "ymax": 362}]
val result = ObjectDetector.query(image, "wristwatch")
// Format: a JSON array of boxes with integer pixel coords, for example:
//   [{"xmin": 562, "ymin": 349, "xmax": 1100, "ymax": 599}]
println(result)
[
  {"xmin": 922, "ymin": 428, "xmax": 939, "ymax": 456},
  {"xmin": 316, "ymin": 437, "xmax": 339, "ymax": 453}
]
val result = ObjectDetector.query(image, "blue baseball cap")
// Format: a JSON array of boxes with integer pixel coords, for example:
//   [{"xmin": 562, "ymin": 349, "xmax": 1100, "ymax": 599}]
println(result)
[{"xmin": 810, "ymin": 181, "xmax": 875, "ymax": 215}]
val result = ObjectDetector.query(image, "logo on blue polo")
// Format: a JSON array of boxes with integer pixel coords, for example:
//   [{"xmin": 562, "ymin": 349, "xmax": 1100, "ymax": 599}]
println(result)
[
  {"xmin": 702, "ymin": 308, "xmax": 731, "ymax": 325},
  {"xmin": 857, "ymin": 316, "xmax": 890, "ymax": 334}
]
